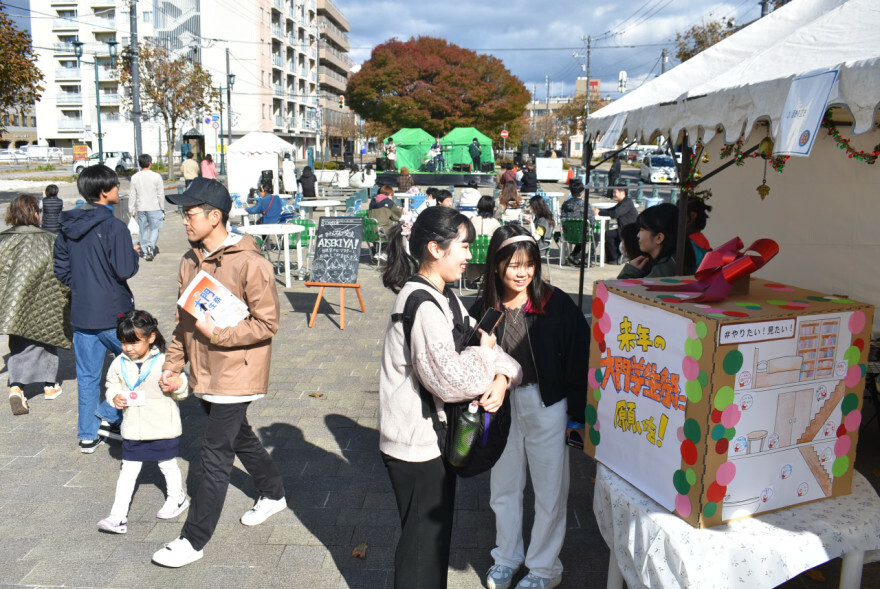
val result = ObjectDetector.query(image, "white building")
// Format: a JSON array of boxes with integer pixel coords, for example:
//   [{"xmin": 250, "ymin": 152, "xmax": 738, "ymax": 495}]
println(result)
[{"xmin": 31, "ymin": 0, "xmax": 351, "ymax": 163}]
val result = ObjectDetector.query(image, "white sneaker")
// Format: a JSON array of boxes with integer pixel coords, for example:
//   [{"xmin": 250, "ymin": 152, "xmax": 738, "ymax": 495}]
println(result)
[
  {"xmin": 240, "ymin": 496, "xmax": 286, "ymax": 526},
  {"xmin": 156, "ymin": 495, "xmax": 190, "ymax": 519},
  {"xmin": 152, "ymin": 537, "xmax": 203, "ymax": 568}
]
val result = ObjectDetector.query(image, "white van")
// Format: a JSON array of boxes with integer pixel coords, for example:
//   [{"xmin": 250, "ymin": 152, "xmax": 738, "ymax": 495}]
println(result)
[{"xmin": 24, "ymin": 146, "xmax": 64, "ymax": 161}]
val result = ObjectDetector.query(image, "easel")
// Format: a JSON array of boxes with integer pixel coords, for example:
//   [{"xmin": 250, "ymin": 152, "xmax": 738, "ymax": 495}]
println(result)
[{"xmin": 305, "ymin": 282, "xmax": 365, "ymax": 330}]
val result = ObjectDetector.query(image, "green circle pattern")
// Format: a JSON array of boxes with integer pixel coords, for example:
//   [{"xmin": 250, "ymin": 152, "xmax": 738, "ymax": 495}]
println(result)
[
  {"xmin": 683, "ymin": 418, "xmax": 702, "ymax": 443},
  {"xmin": 593, "ymin": 388, "xmax": 602, "ymax": 402},
  {"xmin": 685, "ymin": 469, "xmax": 697, "ymax": 485},
  {"xmin": 843, "ymin": 346, "xmax": 860, "ymax": 367},
  {"xmin": 685, "ymin": 380, "xmax": 703, "ymax": 403},
  {"xmin": 589, "ymin": 428, "xmax": 600, "ymax": 446},
  {"xmin": 723, "ymin": 427, "xmax": 736, "ymax": 441},
  {"xmin": 841, "ymin": 393, "xmax": 859, "ymax": 415},
  {"xmin": 832, "ymin": 456, "xmax": 850, "ymax": 477},
  {"xmin": 714, "ymin": 386, "xmax": 735, "ymax": 411},
  {"xmin": 711, "ymin": 424, "xmax": 726, "ymax": 441},
  {"xmin": 685, "ymin": 338, "xmax": 703, "ymax": 359},
  {"xmin": 698, "ymin": 370, "xmax": 709, "ymax": 387},
  {"xmin": 723, "ymin": 350, "xmax": 744, "ymax": 375},
  {"xmin": 695, "ymin": 321, "xmax": 708, "ymax": 338},
  {"xmin": 585, "ymin": 405, "xmax": 598, "ymax": 425},
  {"xmin": 673, "ymin": 469, "xmax": 691, "ymax": 495},
  {"xmin": 833, "ymin": 299, "xmax": 854, "ymax": 304},
  {"xmin": 704, "ymin": 502, "xmax": 718, "ymax": 517}
]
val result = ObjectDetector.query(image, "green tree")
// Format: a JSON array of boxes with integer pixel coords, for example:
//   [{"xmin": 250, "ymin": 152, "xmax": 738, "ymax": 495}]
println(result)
[
  {"xmin": 0, "ymin": 1, "xmax": 44, "ymax": 138},
  {"xmin": 674, "ymin": 16, "xmax": 736, "ymax": 62},
  {"xmin": 115, "ymin": 44, "xmax": 216, "ymax": 179},
  {"xmin": 346, "ymin": 36, "xmax": 530, "ymax": 139}
]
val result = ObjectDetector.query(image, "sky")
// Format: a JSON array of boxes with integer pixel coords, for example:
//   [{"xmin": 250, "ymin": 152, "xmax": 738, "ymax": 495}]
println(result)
[
  {"xmin": 333, "ymin": 0, "xmax": 767, "ymax": 100},
  {"xmin": 4, "ymin": 0, "xmax": 31, "ymax": 34}
]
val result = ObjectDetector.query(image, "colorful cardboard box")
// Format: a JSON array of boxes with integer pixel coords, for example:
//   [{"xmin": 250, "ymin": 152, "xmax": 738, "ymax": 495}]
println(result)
[{"xmin": 584, "ymin": 277, "xmax": 873, "ymax": 528}]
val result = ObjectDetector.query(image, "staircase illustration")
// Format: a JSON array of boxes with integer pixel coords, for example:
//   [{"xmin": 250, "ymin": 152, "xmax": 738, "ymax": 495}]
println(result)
[
  {"xmin": 798, "ymin": 446, "xmax": 833, "ymax": 496},
  {"xmin": 797, "ymin": 380, "xmax": 846, "ymax": 444}
]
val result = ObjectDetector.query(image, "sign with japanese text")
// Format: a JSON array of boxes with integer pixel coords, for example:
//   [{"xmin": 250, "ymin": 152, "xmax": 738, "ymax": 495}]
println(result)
[
  {"xmin": 592, "ymin": 292, "xmax": 691, "ymax": 511},
  {"xmin": 775, "ymin": 69, "xmax": 838, "ymax": 157},
  {"xmin": 718, "ymin": 319, "xmax": 796, "ymax": 345}
]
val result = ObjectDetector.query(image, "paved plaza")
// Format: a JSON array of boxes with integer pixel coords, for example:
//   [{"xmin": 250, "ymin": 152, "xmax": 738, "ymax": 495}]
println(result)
[{"xmin": 1, "ymin": 184, "xmax": 878, "ymax": 588}]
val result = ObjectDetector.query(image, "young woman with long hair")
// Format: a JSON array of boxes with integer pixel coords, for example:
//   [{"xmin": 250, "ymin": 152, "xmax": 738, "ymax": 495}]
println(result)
[
  {"xmin": 472, "ymin": 224, "xmax": 588, "ymax": 589},
  {"xmin": 617, "ymin": 202, "xmax": 679, "ymax": 279},
  {"xmin": 379, "ymin": 206, "xmax": 521, "ymax": 589}
]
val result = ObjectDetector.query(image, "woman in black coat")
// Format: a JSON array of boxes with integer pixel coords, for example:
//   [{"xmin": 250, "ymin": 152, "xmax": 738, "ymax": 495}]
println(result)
[{"xmin": 298, "ymin": 166, "xmax": 317, "ymax": 199}]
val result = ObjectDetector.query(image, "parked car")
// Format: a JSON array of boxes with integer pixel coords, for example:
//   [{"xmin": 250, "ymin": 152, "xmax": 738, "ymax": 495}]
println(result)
[
  {"xmin": 72, "ymin": 151, "xmax": 136, "ymax": 175},
  {"xmin": 640, "ymin": 154, "xmax": 678, "ymax": 184},
  {"xmin": 0, "ymin": 149, "xmax": 25, "ymax": 163}
]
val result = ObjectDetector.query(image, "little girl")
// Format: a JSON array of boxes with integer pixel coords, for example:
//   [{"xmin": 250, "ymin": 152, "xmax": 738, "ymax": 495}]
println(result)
[{"xmin": 97, "ymin": 310, "xmax": 189, "ymax": 534}]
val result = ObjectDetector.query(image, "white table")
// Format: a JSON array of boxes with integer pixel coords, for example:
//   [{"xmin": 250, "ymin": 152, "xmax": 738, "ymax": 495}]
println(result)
[
  {"xmin": 592, "ymin": 201, "xmax": 617, "ymax": 210},
  {"xmin": 595, "ymin": 463, "xmax": 880, "ymax": 589},
  {"xmin": 298, "ymin": 199, "xmax": 342, "ymax": 221},
  {"xmin": 595, "ymin": 216, "xmax": 609, "ymax": 267},
  {"xmin": 229, "ymin": 207, "xmax": 251, "ymax": 226},
  {"xmin": 239, "ymin": 224, "xmax": 304, "ymax": 288}
]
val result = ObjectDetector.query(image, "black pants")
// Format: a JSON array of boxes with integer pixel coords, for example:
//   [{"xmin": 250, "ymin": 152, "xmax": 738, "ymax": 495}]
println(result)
[
  {"xmin": 605, "ymin": 229, "xmax": 622, "ymax": 264},
  {"xmin": 383, "ymin": 454, "xmax": 457, "ymax": 589},
  {"xmin": 180, "ymin": 400, "xmax": 284, "ymax": 551},
  {"xmin": 472, "ymin": 157, "xmax": 480, "ymax": 172}
]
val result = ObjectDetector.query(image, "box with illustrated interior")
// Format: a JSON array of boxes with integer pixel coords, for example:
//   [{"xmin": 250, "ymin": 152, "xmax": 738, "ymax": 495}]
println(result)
[{"xmin": 584, "ymin": 277, "xmax": 873, "ymax": 528}]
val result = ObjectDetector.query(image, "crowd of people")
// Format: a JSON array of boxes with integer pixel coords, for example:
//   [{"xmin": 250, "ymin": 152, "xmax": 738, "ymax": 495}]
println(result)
[{"xmin": 0, "ymin": 155, "xmax": 708, "ymax": 587}]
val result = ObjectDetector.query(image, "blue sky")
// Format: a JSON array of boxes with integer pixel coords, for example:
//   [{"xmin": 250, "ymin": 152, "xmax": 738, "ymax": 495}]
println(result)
[{"xmin": 333, "ymin": 0, "xmax": 768, "ymax": 100}]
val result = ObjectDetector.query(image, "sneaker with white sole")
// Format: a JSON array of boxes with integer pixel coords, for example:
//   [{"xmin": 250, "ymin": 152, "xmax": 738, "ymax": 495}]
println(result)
[
  {"xmin": 240, "ymin": 496, "xmax": 286, "ymax": 526},
  {"xmin": 515, "ymin": 572, "xmax": 562, "ymax": 589},
  {"xmin": 8, "ymin": 386, "xmax": 28, "ymax": 415},
  {"xmin": 487, "ymin": 564, "xmax": 520, "ymax": 589},
  {"xmin": 157, "ymin": 496, "xmax": 190, "ymax": 519},
  {"xmin": 152, "ymin": 537, "xmax": 203, "ymax": 568},
  {"xmin": 44, "ymin": 384, "xmax": 63, "ymax": 400},
  {"xmin": 79, "ymin": 438, "xmax": 105, "ymax": 454},
  {"xmin": 97, "ymin": 517, "xmax": 127, "ymax": 534},
  {"xmin": 97, "ymin": 419, "xmax": 123, "ymax": 441}
]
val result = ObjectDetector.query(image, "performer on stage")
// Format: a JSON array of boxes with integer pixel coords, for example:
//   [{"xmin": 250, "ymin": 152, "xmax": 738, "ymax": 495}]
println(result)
[
  {"xmin": 384, "ymin": 138, "xmax": 398, "ymax": 171},
  {"xmin": 469, "ymin": 138, "xmax": 482, "ymax": 172},
  {"xmin": 427, "ymin": 137, "xmax": 445, "ymax": 172}
]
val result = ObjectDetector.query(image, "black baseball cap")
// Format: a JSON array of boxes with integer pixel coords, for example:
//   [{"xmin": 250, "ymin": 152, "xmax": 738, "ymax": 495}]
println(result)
[{"xmin": 166, "ymin": 177, "xmax": 232, "ymax": 213}]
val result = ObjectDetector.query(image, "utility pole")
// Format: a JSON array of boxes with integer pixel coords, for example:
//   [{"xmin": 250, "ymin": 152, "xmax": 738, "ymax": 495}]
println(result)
[
  {"xmin": 545, "ymin": 75, "xmax": 551, "ymax": 150},
  {"xmin": 760, "ymin": 0, "xmax": 771, "ymax": 17},
  {"xmin": 580, "ymin": 35, "xmax": 592, "ymax": 168},
  {"xmin": 218, "ymin": 87, "xmax": 225, "ymax": 175},
  {"xmin": 661, "ymin": 48, "xmax": 669, "ymax": 74},
  {"xmin": 226, "ymin": 48, "xmax": 233, "ymax": 152},
  {"xmin": 129, "ymin": 0, "xmax": 142, "ymax": 159},
  {"xmin": 530, "ymin": 84, "xmax": 536, "ymax": 142}
]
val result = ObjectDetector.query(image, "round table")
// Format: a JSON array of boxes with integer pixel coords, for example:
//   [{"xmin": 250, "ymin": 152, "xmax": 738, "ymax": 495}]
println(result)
[
  {"xmin": 239, "ymin": 224, "xmax": 305, "ymax": 287},
  {"xmin": 298, "ymin": 199, "xmax": 342, "ymax": 221}
]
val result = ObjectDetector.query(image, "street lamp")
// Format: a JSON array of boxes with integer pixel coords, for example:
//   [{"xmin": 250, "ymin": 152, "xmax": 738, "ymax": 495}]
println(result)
[
  {"xmin": 73, "ymin": 39, "xmax": 119, "ymax": 165},
  {"xmin": 217, "ymin": 74, "xmax": 235, "ymax": 175}
]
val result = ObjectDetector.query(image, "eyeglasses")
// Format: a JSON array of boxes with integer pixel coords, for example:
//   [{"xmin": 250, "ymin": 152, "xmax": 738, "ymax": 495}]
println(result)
[{"xmin": 180, "ymin": 208, "xmax": 207, "ymax": 224}]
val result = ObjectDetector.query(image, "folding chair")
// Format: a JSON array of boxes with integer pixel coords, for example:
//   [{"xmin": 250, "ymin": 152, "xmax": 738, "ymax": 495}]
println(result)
[
  {"xmin": 362, "ymin": 217, "xmax": 387, "ymax": 269},
  {"xmin": 559, "ymin": 218, "xmax": 591, "ymax": 269},
  {"xmin": 460, "ymin": 235, "xmax": 490, "ymax": 295}
]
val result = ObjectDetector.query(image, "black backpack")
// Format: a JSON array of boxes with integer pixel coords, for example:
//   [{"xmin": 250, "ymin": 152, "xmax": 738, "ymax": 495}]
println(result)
[{"xmin": 391, "ymin": 278, "xmax": 511, "ymax": 478}]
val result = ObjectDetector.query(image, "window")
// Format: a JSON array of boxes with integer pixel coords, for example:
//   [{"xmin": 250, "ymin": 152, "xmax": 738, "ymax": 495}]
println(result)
[
  {"xmin": 262, "ymin": 104, "xmax": 266, "ymax": 119},
  {"xmin": 260, "ymin": 8, "xmax": 264, "ymax": 23},
  {"xmin": 261, "ymin": 39, "xmax": 264, "ymax": 55},
  {"xmin": 261, "ymin": 71, "xmax": 265, "ymax": 86}
]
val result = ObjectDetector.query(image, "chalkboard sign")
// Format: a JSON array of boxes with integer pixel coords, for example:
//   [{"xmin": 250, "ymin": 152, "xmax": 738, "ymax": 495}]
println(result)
[{"xmin": 310, "ymin": 216, "xmax": 363, "ymax": 284}]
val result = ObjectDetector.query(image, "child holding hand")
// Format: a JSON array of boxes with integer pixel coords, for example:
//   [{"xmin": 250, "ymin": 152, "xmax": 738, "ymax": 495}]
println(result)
[{"xmin": 97, "ymin": 310, "xmax": 189, "ymax": 534}]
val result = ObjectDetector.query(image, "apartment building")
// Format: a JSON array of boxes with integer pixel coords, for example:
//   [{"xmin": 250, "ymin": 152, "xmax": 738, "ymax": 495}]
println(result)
[
  {"xmin": 31, "ymin": 0, "xmax": 352, "ymax": 162},
  {"xmin": 316, "ymin": 0, "xmax": 353, "ymax": 158}
]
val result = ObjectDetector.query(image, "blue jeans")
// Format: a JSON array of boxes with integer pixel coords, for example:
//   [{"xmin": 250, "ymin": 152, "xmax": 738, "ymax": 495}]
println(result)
[
  {"xmin": 73, "ymin": 328, "xmax": 123, "ymax": 441},
  {"xmin": 137, "ymin": 210, "xmax": 164, "ymax": 251}
]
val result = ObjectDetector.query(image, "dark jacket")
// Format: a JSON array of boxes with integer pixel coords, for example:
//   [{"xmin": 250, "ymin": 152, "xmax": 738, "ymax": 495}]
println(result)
[
  {"xmin": 617, "ymin": 255, "xmax": 677, "ymax": 279},
  {"xmin": 368, "ymin": 196, "xmax": 402, "ymax": 236},
  {"xmin": 608, "ymin": 158, "xmax": 621, "ymax": 187},
  {"xmin": 41, "ymin": 195, "xmax": 63, "ymax": 234},
  {"xmin": 470, "ymin": 286, "xmax": 588, "ymax": 424},
  {"xmin": 54, "ymin": 203, "xmax": 139, "ymax": 330},
  {"xmin": 599, "ymin": 196, "xmax": 638, "ymax": 240},
  {"xmin": 299, "ymin": 170, "xmax": 317, "ymax": 199},
  {"xmin": 397, "ymin": 174, "xmax": 414, "ymax": 193},
  {"xmin": 246, "ymin": 192, "xmax": 282, "ymax": 224},
  {"xmin": 520, "ymin": 170, "xmax": 538, "ymax": 193}
]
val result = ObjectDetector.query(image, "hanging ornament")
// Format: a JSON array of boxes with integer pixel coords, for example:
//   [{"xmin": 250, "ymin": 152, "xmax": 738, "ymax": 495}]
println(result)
[
  {"xmin": 822, "ymin": 108, "xmax": 880, "ymax": 165},
  {"xmin": 756, "ymin": 157, "xmax": 770, "ymax": 200},
  {"xmin": 701, "ymin": 152, "xmax": 710, "ymax": 163}
]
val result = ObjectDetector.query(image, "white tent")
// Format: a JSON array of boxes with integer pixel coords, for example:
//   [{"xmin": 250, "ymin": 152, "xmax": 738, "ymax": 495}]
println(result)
[
  {"xmin": 226, "ymin": 132, "xmax": 294, "ymax": 198},
  {"xmin": 589, "ymin": 0, "xmax": 880, "ymax": 324}
]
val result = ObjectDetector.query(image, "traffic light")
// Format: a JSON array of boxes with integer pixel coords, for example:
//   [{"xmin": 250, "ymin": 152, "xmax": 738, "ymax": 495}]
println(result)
[{"xmin": 339, "ymin": 95, "xmax": 345, "ymax": 109}]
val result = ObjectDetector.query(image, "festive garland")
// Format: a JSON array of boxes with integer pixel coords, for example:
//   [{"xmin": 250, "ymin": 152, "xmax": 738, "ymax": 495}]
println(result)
[
  {"xmin": 822, "ymin": 109, "xmax": 880, "ymax": 164},
  {"xmin": 681, "ymin": 139, "xmax": 712, "ymax": 201},
  {"xmin": 719, "ymin": 133, "xmax": 790, "ymax": 172}
]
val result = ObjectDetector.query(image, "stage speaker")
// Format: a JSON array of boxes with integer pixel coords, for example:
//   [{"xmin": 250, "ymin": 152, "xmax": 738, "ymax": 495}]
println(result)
[
  {"xmin": 513, "ymin": 151, "xmax": 523, "ymax": 166},
  {"xmin": 481, "ymin": 161, "xmax": 494, "ymax": 173},
  {"xmin": 376, "ymin": 158, "xmax": 388, "ymax": 171},
  {"xmin": 343, "ymin": 152, "xmax": 353, "ymax": 168},
  {"xmin": 528, "ymin": 143, "xmax": 539, "ymax": 158},
  {"xmin": 259, "ymin": 170, "xmax": 274, "ymax": 193},
  {"xmin": 452, "ymin": 163, "xmax": 468, "ymax": 172}
]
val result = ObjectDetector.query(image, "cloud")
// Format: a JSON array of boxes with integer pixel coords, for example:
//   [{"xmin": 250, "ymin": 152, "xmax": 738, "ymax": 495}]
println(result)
[{"xmin": 334, "ymin": 0, "xmax": 761, "ymax": 98}]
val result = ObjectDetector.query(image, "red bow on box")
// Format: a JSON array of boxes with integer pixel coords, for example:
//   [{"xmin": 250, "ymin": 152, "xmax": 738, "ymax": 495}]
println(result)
[{"xmin": 646, "ymin": 237, "xmax": 779, "ymax": 302}]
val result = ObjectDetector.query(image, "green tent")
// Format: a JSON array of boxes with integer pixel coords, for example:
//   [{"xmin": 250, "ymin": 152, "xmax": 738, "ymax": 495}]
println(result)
[
  {"xmin": 441, "ymin": 127, "xmax": 494, "ymax": 171},
  {"xmin": 387, "ymin": 128, "xmax": 435, "ymax": 172}
]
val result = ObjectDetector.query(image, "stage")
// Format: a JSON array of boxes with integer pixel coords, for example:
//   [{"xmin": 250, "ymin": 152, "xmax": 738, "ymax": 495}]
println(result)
[{"xmin": 375, "ymin": 171, "xmax": 497, "ymax": 189}]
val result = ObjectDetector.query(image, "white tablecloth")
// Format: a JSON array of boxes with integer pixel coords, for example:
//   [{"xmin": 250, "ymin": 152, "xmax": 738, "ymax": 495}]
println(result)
[
  {"xmin": 239, "ymin": 224, "xmax": 304, "ymax": 288},
  {"xmin": 594, "ymin": 463, "xmax": 880, "ymax": 589}
]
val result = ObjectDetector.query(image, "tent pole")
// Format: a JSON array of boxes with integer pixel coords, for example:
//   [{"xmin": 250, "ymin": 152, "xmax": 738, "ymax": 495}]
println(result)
[
  {"xmin": 675, "ymin": 134, "xmax": 692, "ymax": 275},
  {"xmin": 577, "ymin": 133, "xmax": 594, "ymax": 310}
]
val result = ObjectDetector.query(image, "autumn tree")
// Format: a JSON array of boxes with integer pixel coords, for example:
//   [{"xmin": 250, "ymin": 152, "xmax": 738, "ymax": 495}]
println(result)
[
  {"xmin": 0, "ymin": 1, "xmax": 44, "ymax": 138},
  {"xmin": 674, "ymin": 16, "xmax": 736, "ymax": 62},
  {"xmin": 556, "ymin": 94, "xmax": 609, "ymax": 137},
  {"xmin": 346, "ymin": 37, "xmax": 530, "ymax": 139},
  {"xmin": 115, "ymin": 44, "xmax": 216, "ymax": 179}
]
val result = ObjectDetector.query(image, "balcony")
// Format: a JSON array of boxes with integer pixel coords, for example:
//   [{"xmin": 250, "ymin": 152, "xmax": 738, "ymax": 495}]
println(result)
[
  {"xmin": 309, "ymin": 0, "xmax": 317, "ymax": 12},
  {"xmin": 310, "ymin": 47, "xmax": 317, "ymax": 60},
  {"xmin": 272, "ymin": 0, "xmax": 283, "ymax": 10},
  {"xmin": 54, "ymin": 42, "xmax": 77, "ymax": 53},
  {"xmin": 274, "ymin": 115, "xmax": 284, "ymax": 128},
  {"xmin": 288, "ymin": 34, "xmax": 297, "ymax": 46},
  {"xmin": 55, "ymin": 68, "xmax": 81, "ymax": 79},
  {"xmin": 319, "ymin": 44, "xmax": 351, "ymax": 72},
  {"xmin": 97, "ymin": 67, "xmax": 116, "ymax": 81},
  {"xmin": 52, "ymin": 17, "xmax": 79, "ymax": 30},
  {"xmin": 317, "ymin": 0, "xmax": 349, "ymax": 32},
  {"xmin": 101, "ymin": 112, "xmax": 121, "ymax": 122},
  {"xmin": 288, "ymin": 61, "xmax": 297, "ymax": 73},
  {"xmin": 272, "ymin": 24, "xmax": 283, "ymax": 39},
  {"xmin": 299, "ymin": 66, "xmax": 307, "ymax": 78},
  {"xmin": 100, "ymin": 92, "xmax": 120, "ymax": 105},
  {"xmin": 318, "ymin": 18, "xmax": 349, "ymax": 52},
  {"xmin": 58, "ymin": 118, "xmax": 84, "ymax": 130},
  {"xmin": 94, "ymin": 16, "xmax": 116, "ymax": 29},
  {"xmin": 272, "ymin": 53, "xmax": 284, "ymax": 68},
  {"xmin": 57, "ymin": 93, "xmax": 83, "ymax": 105},
  {"xmin": 273, "ymin": 84, "xmax": 284, "ymax": 97}
]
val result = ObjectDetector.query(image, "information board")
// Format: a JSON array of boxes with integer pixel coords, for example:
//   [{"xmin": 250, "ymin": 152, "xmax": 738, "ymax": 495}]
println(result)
[{"xmin": 310, "ymin": 216, "xmax": 363, "ymax": 284}]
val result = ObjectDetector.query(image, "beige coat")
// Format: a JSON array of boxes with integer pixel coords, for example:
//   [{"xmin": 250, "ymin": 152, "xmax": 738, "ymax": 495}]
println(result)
[{"xmin": 163, "ymin": 235, "xmax": 280, "ymax": 396}]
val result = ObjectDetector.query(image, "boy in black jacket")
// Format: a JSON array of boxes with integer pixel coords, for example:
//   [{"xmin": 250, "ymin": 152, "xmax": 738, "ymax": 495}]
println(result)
[{"xmin": 54, "ymin": 165, "xmax": 140, "ymax": 453}]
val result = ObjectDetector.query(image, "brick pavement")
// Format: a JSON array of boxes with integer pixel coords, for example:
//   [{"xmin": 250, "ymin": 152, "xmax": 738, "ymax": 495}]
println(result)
[{"xmin": 1, "ymin": 190, "xmax": 878, "ymax": 588}]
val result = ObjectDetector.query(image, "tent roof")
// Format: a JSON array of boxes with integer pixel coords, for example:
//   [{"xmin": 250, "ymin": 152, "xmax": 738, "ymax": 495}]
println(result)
[
  {"xmin": 389, "ymin": 128, "xmax": 434, "ymax": 145},
  {"xmin": 441, "ymin": 127, "xmax": 492, "ymax": 144},
  {"xmin": 227, "ymin": 132, "xmax": 294, "ymax": 154},
  {"xmin": 590, "ymin": 0, "xmax": 880, "ymax": 145}
]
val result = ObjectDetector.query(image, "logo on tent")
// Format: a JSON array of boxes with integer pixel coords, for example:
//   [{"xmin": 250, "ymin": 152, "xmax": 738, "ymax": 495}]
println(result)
[{"xmin": 798, "ymin": 130, "xmax": 810, "ymax": 147}]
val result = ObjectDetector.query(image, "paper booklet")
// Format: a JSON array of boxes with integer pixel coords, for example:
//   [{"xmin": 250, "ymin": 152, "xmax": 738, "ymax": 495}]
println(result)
[{"xmin": 177, "ymin": 270, "xmax": 249, "ymax": 328}]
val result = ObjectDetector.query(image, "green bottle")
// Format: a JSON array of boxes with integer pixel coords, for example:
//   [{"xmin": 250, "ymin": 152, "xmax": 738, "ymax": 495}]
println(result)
[{"xmin": 448, "ymin": 401, "xmax": 481, "ymax": 467}]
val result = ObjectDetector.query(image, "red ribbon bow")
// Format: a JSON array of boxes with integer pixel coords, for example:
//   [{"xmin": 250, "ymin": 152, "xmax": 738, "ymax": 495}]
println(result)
[{"xmin": 646, "ymin": 237, "xmax": 779, "ymax": 302}]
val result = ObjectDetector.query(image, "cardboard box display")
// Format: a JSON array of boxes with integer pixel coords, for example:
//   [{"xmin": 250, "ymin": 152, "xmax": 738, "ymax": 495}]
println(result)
[{"xmin": 584, "ymin": 277, "xmax": 873, "ymax": 528}]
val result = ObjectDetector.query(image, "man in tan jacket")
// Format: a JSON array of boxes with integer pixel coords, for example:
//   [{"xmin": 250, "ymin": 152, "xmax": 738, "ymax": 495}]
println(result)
[
  {"xmin": 152, "ymin": 178, "xmax": 285, "ymax": 568},
  {"xmin": 180, "ymin": 152, "xmax": 200, "ymax": 188}
]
